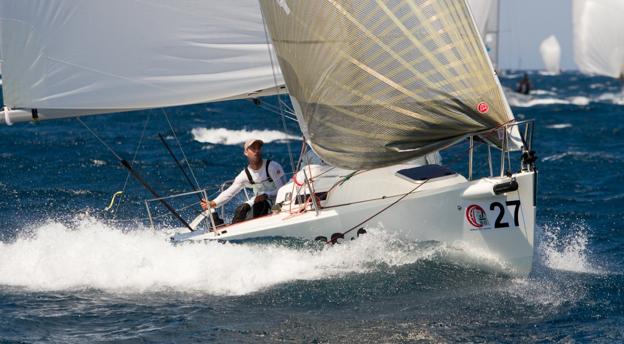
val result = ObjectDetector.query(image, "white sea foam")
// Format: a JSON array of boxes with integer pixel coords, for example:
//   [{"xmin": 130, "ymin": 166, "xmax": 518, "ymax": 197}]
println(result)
[
  {"xmin": 90, "ymin": 159, "xmax": 107, "ymax": 166},
  {"xmin": 537, "ymin": 223, "xmax": 602, "ymax": 274},
  {"xmin": 538, "ymin": 71, "xmax": 559, "ymax": 76},
  {"xmin": 545, "ymin": 123, "xmax": 572, "ymax": 129},
  {"xmin": 505, "ymin": 276, "xmax": 586, "ymax": 307},
  {"xmin": 503, "ymin": 86, "xmax": 591, "ymax": 108},
  {"xmin": 507, "ymin": 96, "xmax": 590, "ymax": 108},
  {"xmin": 191, "ymin": 128, "xmax": 299, "ymax": 146},
  {"xmin": 597, "ymin": 92, "xmax": 624, "ymax": 105},
  {"xmin": 0, "ymin": 219, "xmax": 443, "ymax": 295},
  {"xmin": 569, "ymin": 96, "xmax": 591, "ymax": 106},
  {"xmin": 0, "ymin": 216, "xmax": 521, "ymax": 295},
  {"xmin": 531, "ymin": 89, "xmax": 557, "ymax": 96},
  {"xmin": 542, "ymin": 151, "xmax": 619, "ymax": 162},
  {"xmin": 501, "ymin": 223, "xmax": 604, "ymax": 307}
]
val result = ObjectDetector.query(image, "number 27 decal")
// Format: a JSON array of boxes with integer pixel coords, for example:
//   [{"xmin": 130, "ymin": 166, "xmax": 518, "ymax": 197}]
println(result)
[{"xmin": 490, "ymin": 200, "xmax": 521, "ymax": 228}]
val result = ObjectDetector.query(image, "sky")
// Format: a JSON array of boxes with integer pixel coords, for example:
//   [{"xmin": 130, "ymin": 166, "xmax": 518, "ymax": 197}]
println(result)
[{"xmin": 498, "ymin": 0, "xmax": 576, "ymax": 70}]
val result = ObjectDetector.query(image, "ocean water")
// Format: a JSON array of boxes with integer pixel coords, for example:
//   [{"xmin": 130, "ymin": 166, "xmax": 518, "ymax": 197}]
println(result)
[{"xmin": 0, "ymin": 71, "xmax": 623, "ymax": 343}]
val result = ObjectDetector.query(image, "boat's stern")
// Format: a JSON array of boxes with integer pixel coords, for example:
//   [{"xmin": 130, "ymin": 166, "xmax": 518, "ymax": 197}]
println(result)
[{"xmin": 459, "ymin": 170, "xmax": 536, "ymax": 274}]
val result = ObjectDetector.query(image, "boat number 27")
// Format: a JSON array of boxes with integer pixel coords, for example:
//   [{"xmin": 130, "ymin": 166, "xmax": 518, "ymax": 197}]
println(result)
[{"xmin": 490, "ymin": 200, "xmax": 521, "ymax": 228}]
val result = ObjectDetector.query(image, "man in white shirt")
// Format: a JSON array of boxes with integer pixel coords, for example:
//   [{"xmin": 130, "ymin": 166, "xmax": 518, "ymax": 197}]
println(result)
[{"xmin": 201, "ymin": 139, "xmax": 286, "ymax": 224}]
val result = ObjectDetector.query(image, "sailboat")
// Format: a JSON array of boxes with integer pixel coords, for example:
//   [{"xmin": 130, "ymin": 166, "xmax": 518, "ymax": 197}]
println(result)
[
  {"xmin": 0, "ymin": 1, "xmax": 537, "ymax": 275},
  {"xmin": 573, "ymin": 0, "xmax": 624, "ymax": 79},
  {"xmin": 540, "ymin": 35, "xmax": 562, "ymax": 75}
]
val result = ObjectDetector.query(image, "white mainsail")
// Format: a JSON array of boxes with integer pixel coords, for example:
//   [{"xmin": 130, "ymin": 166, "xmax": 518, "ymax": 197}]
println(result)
[
  {"xmin": 467, "ymin": 0, "xmax": 500, "ymax": 69},
  {"xmin": 259, "ymin": 0, "xmax": 517, "ymax": 170},
  {"xmin": 0, "ymin": 0, "xmax": 283, "ymax": 122},
  {"xmin": 573, "ymin": 0, "xmax": 624, "ymax": 78},
  {"xmin": 540, "ymin": 35, "xmax": 562, "ymax": 75}
]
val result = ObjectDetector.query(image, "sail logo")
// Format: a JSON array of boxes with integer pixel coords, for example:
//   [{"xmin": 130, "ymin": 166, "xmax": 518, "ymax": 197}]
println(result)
[
  {"xmin": 466, "ymin": 204, "xmax": 489, "ymax": 228},
  {"xmin": 477, "ymin": 102, "xmax": 489, "ymax": 114},
  {"xmin": 274, "ymin": 0, "xmax": 291, "ymax": 15}
]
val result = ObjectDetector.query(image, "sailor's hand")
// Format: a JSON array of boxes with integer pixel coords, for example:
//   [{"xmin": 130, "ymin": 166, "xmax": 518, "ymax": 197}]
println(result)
[
  {"xmin": 254, "ymin": 194, "xmax": 268, "ymax": 203},
  {"xmin": 201, "ymin": 199, "xmax": 216, "ymax": 210}
]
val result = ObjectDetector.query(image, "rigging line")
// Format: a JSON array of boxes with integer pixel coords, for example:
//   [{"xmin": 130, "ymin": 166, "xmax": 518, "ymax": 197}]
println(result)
[
  {"xmin": 260, "ymin": 7, "xmax": 295, "ymax": 173},
  {"xmin": 77, "ymin": 117, "xmax": 195, "ymax": 231},
  {"xmin": 255, "ymin": 103, "xmax": 296, "ymax": 121},
  {"xmin": 160, "ymin": 108, "xmax": 201, "ymax": 190},
  {"xmin": 77, "ymin": 117, "xmax": 123, "ymax": 161},
  {"xmin": 113, "ymin": 112, "xmax": 151, "ymax": 219},
  {"xmin": 253, "ymin": 100, "xmax": 298, "ymax": 121},
  {"xmin": 278, "ymin": 98, "xmax": 294, "ymax": 112},
  {"xmin": 157, "ymin": 133, "xmax": 202, "ymax": 201},
  {"xmin": 329, "ymin": 178, "xmax": 431, "ymax": 244}
]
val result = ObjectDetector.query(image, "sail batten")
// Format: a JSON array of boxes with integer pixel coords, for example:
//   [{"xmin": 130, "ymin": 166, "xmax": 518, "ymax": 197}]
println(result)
[{"xmin": 259, "ymin": 0, "xmax": 515, "ymax": 170}]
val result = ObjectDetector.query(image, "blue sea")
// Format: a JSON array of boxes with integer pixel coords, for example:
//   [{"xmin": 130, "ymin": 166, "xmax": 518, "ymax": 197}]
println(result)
[{"xmin": 0, "ymin": 71, "xmax": 623, "ymax": 343}]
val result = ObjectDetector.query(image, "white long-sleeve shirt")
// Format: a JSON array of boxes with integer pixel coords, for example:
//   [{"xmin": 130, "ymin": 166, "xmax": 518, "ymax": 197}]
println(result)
[{"xmin": 213, "ymin": 159, "xmax": 286, "ymax": 207}]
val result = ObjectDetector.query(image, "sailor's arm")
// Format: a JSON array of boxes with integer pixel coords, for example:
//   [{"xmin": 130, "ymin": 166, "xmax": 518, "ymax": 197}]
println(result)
[{"xmin": 202, "ymin": 173, "xmax": 245, "ymax": 209}]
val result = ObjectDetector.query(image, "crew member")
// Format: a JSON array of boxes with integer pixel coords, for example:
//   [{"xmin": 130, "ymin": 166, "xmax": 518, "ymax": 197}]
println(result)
[
  {"xmin": 201, "ymin": 139, "xmax": 286, "ymax": 223},
  {"xmin": 516, "ymin": 72, "xmax": 531, "ymax": 95}
]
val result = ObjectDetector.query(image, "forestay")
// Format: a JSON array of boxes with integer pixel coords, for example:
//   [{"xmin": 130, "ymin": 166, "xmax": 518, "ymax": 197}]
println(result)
[
  {"xmin": 0, "ymin": 0, "xmax": 284, "ymax": 120},
  {"xmin": 259, "ymin": 0, "xmax": 516, "ymax": 170},
  {"xmin": 573, "ymin": 0, "xmax": 624, "ymax": 78}
]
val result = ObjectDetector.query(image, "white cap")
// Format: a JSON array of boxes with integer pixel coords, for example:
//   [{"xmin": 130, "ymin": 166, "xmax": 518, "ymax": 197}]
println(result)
[{"xmin": 243, "ymin": 139, "xmax": 264, "ymax": 150}]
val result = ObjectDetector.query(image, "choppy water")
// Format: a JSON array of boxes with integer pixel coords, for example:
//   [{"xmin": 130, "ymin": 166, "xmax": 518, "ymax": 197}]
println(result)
[{"xmin": 1, "ymin": 71, "xmax": 623, "ymax": 343}]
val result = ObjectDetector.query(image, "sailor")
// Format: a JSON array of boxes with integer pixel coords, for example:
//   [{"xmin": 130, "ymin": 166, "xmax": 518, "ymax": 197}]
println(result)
[
  {"xmin": 201, "ymin": 139, "xmax": 286, "ymax": 224},
  {"xmin": 516, "ymin": 73, "xmax": 531, "ymax": 95}
]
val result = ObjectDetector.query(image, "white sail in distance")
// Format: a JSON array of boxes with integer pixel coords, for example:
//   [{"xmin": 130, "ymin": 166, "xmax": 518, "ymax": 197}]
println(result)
[
  {"xmin": 0, "ymin": 0, "xmax": 284, "ymax": 123},
  {"xmin": 573, "ymin": 0, "xmax": 624, "ymax": 78},
  {"xmin": 259, "ymin": 0, "xmax": 517, "ymax": 170},
  {"xmin": 540, "ymin": 35, "xmax": 562, "ymax": 75},
  {"xmin": 467, "ymin": 0, "xmax": 500, "ymax": 69}
]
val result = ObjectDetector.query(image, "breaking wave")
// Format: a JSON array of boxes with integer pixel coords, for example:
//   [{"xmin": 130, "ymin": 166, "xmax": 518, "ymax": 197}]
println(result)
[
  {"xmin": 507, "ymin": 95, "xmax": 591, "ymax": 108},
  {"xmin": 545, "ymin": 123, "xmax": 572, "ymax": 129},
  {"xmin": 501, "ymin": 223, "xmax": 605, "ymax": 308},
  {"xmin": 537, "ymin": 223, "xmax": 603, "ymax": 274},
  {"xmin": 0, "ymin": 218, "xmax": 454, "ymax": 296},
  {"xmin": 191, "ymin": 128, "xmax": 299, "ymax": 146},
  {"xmin": 531, "ymin": 89, "xmax": 558, "ymax": 96},
  {"xmin": 0, "ymin": 215, "xmax": 605, "ymax": 297},
  {"xmin": 597, "ymin": 92, "xmax": 624, "ymax": 105}
]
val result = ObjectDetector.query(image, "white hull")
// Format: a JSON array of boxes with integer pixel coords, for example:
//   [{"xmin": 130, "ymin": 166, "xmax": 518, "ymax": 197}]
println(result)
[{"xmin": 171, "ymin": 163, "xmax": 536, "ymax": 275}]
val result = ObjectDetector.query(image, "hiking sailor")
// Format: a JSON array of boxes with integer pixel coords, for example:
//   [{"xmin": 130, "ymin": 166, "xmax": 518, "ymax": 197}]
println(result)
[{"xmin": 201, "ymin": 139, "xmax": 286, "ymax": 223}]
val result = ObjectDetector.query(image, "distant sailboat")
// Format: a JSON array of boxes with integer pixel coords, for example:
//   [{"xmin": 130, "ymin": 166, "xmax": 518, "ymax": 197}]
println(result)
[
  {"xmin": 0, "ymin": 1, "xmax": 538, "ymax": 275},
  {"xmin": 540, "ymin": 35, "xmax": 562, "ymax": 75},
  {"xmin": 573, "ymin": 0, "xmax": 624, "ymax": 79}
]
